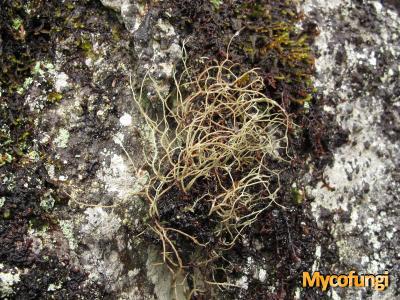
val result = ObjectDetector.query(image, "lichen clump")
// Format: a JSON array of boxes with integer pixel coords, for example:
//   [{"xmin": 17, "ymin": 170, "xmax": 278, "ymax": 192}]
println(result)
[{"xmin": 134, "ymin": 51, "xmax": 289, "ymax": 293}]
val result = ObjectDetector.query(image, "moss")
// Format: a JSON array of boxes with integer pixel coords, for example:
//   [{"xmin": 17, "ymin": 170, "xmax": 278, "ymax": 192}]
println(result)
[
  {"xmin": 1, "ymin": 1, "xmax": 120, "ymax": 298},
  {"xmin": 3, "ymin": 209, "xmax": 11, "ymax": 220},
  {"xmin": 0, "ymin": 153, "xmax": 13, "ymax": 166},
  {"xmin": 237, "ymin": 1, "xmax": 317, "ymax": 107},
  {"xmin": 77, "ymin": 35, "xmax": 96, "ymax": 58},
  {"xmin": 164, "ymin": 0, "xmax": 317, "ymax": 113},
  {"xmin": 291, "ymin": 186, "xmax": 305, "ymax": 205},
  {"xmin": 210, "ymin": 0, "xmax": 223, "ymax": 10},
  {"xmin": 11, "ymin": 17, "xmax": 23, "ymax": 30},
  {"xmin": 0, "ymin": 0, "xmax": 67, "ymax": 165},
  {"xmin": 47, "ymin": 92, "xmax": 63, "ymax": 103}
]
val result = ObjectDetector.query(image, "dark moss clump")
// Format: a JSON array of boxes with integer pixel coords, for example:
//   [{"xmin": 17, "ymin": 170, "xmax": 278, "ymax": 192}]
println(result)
[
  {"xmin": 0, "ymin": 0, "xmax": 115, "ymax": 166},
  {"xmin": 0, "ymin": 0, "xmax": 62, "ymax": 166},
  {"xmin": 237, "ymin": 1, "xmax": 318, "ymax": 107},
  {"xmin": 160, "ymin": 0, "xmax": 318, "ymax": 113}
]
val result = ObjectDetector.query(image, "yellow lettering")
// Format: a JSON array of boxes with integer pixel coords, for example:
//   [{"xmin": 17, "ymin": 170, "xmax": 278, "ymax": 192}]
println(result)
[
  {"xmin": 320, "ymin": 275, "xmax": 330, "ymax": 291},
  {"xmin": 302, "ymin": 270, "xmax": 390, "ymax": 291},
  {"xmin": 330, "ymin": 275, "xmax": 338, "ymax": 287},
  {"xmin": 384, "ymin": 271, "xmax": 389, "ymax": 288},
  {"xmin": 303, "ymin": 272, "xmax": 320, "ymax": 288},
  {"xmin": 338, "ymin": 275, "xmax": 348, "ymax": 287},
  {"xmin": 354, "ymin": 275, "xmax": 364, "ymax": 287},
  {"xmin": 364, "ymin": 275, "xmax": 375, "ymax": 287},
  {"xmin": 348, "ymin": 271, "xmax": 357, "ymax": 287}
]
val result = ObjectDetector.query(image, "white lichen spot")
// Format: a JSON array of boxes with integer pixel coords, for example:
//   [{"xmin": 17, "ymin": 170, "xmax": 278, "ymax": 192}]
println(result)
[
  {"xmin": 294, "ymin": 288, "xmax": 301, "ymax": 299},
  {"xmin": 128, "ymin": 269, "xmax": 140, "ymax": 278},
  {"xmin": 119, "ymin": 113, "xmax": 132, "ymax": 127},
  {"xmin": 361, "ymin": 255, "xmax": 370, "ymax": 265},
  {"xmin": 0, "ymin": 197, "xmax": 5, "ymax": 208},
  {"xmin": 97, "ymin": 152, "xmax": 137, "ymax": 199},
  {"xmin": 372, "ymin": 1, "xmax": 383, "ymax": 13},
  {"xmin": 54, "ymin": 128, "xmax": 70, "ymax": 148},
  {"xmin": 81, "ymin": 207, "xmax": 121, "ymax": 239},
  {"xmin": 58, "ymin": 175, "xmax": 68, "ymax": 181},
  {"xmin": 47, "ymin": 282, "xmax": 62, "ymax": 292},
  {"xmin": 386, "ymin": 231, "xmax": 394, "ymax": 239},
  {"xmin": 54, "ymin": 72, "xmax": 69, "ymax": 92},
  {"xmin": 236, "ymin": 275, "xmax": 249, "ymax": 289},
  {"xmin": 258, "ymin": 269, "xmax": 267, "ymax": 282},
  {"xmin": 59, "ymin": 220, "xmax": 77, "ymax": 250},
  {"xmin": 0, "ymin": 266, "xmax": 21, "ymax": 297},
  {"xmin": 368, "ymin": 51, "xmax": 377, "ymax": 66},
  {"xmin": 40, "ymin": 133, "xmax": 50, "ymax": 144},
  {"xmin": 40, "ymin": 193, "xmax": 55, "ymax": 211},
  {"xmin": 45, "ymin": 164, "xmax": 56, "ymax": 180},
  {"xmin": 312, "ymin": 245, "xmax": 322, "ymax": 272},
  {"xmin": 100, "ymin": 0, "xmax": 123, "ymax": 12},
  {"xmin": 113, "ymin": 132, "xmax": 125, "ymax": 146}
]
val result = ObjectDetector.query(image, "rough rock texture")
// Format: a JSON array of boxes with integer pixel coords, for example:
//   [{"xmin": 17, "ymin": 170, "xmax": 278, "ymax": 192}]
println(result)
[
  {"xmin": 303, "ymin": 0, "xmax": 400, "ymax": 299},
  {"xmin": 1, "ymin": 0, "xmax": 399, "ymax": 299}
]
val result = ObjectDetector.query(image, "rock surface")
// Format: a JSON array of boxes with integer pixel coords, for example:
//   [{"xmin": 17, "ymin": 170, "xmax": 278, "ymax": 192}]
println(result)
[
  {"xmin": 304, "ymin": 0, "xmax": 400, "ymax": 299},
  {"xmin": 1, "ymin": 0, "xmax": 399, "ymax": 299}
]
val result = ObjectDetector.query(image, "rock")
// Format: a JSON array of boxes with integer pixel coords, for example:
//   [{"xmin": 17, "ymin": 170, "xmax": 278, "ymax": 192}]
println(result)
[
  {"xmin": 2, "ymin": 0, "xmax": 399, "ymax": 298},
  {"xmin": 100, "ymin": 0, "xmax": 124, "ymax": 12},
  {"xmin": 304, "ymin": 0, "xmax": 400, "ymax": 298}
]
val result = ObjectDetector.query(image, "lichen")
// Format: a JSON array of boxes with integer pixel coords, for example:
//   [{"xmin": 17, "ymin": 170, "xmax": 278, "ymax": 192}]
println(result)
[
  {"xmin": 0, "ymin": 265, "xmax": 21, "ymax": 298},
  {"xmin": 59, "ymin": 220, "xmax": 77, "ymax": 250},
  {"xmin": 40, "ymin": 193, "xmax": 55, "ymax": 211},
  {"xmin": 0, "ymin": 197, "xmax": 5, "ymax": 208},
  {"xmin": 54, "ymin": 128, "xmax": 70, "ymax": 148}
]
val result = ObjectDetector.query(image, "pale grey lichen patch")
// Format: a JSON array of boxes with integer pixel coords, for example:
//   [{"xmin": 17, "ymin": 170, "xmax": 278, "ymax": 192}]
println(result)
[
  {"xmin": 101, "ymin": 0, "xmax": 150, "ymax": 33},
  {"xmin": 104, "ymin": 0, "xmax": 183, "ymax": 99},
  {"xmin": 139, "ymin": 18, "xmax": 182, "ymax": 98},
  {"xmin": 97, "ymin": 152, "xmax": 137, "ymax": 199},
  {"xmin": 122, "ymin": 1, "xmax": 150, "ymax": 33},
  {"xmin": 54, "ymin": 72, "xmax": 69, "ymax": 92},
  {"xmin": 47, "ymin": 282, "xmax": 62, "ymax": 292},
  {"xmin": 119, "ymin": 112, "xmax": 132, "ymax": 126},
  {"xmin": 78, "ymin": 207, "xmax": 130, "ymax": 294},
  {"xmin": 0, "ymin": 264, "xmax": 21, "ymax": 298},
  {"xmin": 0, "ymin": 197, "xmax": 5, "ymax": 208},
  {"xmin": 303, "ymin": 0, "xmax": 400, "ymax": 298},
  {"xmin": 81, "ymin": 207, "xmax": 121, "ymax": 239},
  {"xmin": 59, "ymin": 220, "xmax": 77, "ymax": 250},
  {"xmin": 53, "ymin": 128, "xmax": 70, "ymax": 148},
  {"xmin": 45, "ymin": 164, "xmax": 56, "ymax": 180},
  {"xmin": 40, "ymin": 191, "xmax": 55, "ymax": 211},
  {"xmin": 146, "ymin": 247, "xmax": 188, "ymax": 300},
  {"xmin": 100, "ymin": 0, "xmax": 124, "ymax": 12}
]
